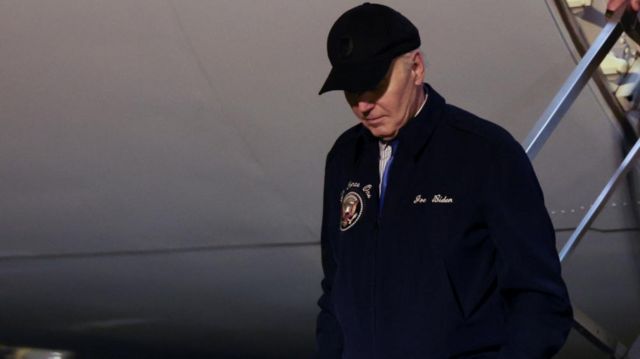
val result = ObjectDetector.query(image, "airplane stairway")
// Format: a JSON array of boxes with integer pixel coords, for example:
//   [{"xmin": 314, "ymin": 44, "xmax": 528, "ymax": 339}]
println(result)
[{"xmin": 525, "ymin": 4, "xmax": 640, "ymax": 358}]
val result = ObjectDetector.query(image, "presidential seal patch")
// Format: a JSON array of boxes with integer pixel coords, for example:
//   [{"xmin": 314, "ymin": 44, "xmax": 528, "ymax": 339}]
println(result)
[{"xmin": 340, "ymin": 191, "xmax": 363, "ymax": 231}]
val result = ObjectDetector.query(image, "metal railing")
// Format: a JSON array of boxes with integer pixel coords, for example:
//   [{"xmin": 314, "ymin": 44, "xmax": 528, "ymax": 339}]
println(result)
[{"xmin": 524, "ymin": 5, "xmax": 639, "ymax": 358}]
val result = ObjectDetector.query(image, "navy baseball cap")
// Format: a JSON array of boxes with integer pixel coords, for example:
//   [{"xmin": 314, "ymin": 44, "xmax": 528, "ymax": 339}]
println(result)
[{"xmin": 319, "ymin": 3, "xmax": 421, "ymax": 95}]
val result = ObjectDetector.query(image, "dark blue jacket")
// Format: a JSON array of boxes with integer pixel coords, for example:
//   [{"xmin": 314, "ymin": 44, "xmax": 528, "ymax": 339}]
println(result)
[{"xmin": 315, "ymin": 84, "xmax": 572, "ymax": 359}]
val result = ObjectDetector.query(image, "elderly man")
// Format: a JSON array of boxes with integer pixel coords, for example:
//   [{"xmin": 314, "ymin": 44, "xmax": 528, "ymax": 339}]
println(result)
[{"xmin": 315, "ymin": 3, "xmax": 573, "ymax": 359}]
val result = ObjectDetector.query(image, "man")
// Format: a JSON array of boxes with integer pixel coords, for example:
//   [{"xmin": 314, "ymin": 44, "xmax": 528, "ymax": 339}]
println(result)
[{"xmin": 315, "ymin": 3, "xmax": 573, "ymax": 359}]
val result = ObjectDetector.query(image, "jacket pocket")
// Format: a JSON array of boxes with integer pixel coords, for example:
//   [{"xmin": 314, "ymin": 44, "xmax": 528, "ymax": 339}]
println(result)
[{"xmin": 442, "ymin": 258, "xmax": 466, "ymax": 320}]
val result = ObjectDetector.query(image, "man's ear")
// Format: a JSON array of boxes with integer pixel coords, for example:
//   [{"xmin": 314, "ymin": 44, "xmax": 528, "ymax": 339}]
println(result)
[{"xmin": 412, "ymin": 51, "xmax": 425, "ymax": 85}]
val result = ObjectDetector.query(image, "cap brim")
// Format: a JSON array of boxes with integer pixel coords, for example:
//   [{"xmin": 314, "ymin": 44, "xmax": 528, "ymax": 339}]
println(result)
[{"xmin": 318, "ymin": 57, "xmax": 393, "ymax": 95}]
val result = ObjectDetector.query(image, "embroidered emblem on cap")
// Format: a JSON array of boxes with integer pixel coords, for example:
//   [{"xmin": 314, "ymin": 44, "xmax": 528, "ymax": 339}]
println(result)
[
  {"xmin": 340, "ymin": 191, "xmax": 363, "ymax": 231},
  {"xmin": 339, "ymin": 37, "xmax": 354, "ymax": 59}
]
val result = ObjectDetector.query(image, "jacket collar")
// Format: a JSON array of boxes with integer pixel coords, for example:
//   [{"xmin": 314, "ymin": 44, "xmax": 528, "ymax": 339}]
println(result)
[{"xmin": 355, "ymin": 83, "xmax": 447, "ymax": 163}]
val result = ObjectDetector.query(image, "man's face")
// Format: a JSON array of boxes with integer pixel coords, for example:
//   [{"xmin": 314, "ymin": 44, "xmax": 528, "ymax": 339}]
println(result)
[{"xmin": 345, "ymin": 51, "xmax": 424, "ymax": 141}]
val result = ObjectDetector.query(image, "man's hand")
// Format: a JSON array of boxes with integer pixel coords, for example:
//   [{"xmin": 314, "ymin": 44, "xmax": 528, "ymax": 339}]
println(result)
[{"xmin": 607, "ymin": 0, "xmax": 640, "ymax": 13}]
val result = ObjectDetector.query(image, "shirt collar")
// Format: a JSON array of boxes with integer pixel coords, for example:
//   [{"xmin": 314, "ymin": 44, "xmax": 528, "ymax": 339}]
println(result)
[{"xmin": 414, "ymin": 91, "xmax": 428, "ymax": 118}]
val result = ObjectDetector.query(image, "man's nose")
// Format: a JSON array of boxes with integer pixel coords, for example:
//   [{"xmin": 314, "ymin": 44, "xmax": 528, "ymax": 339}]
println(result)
[{"xmin": 357, "ymin": 100, "xmax": 375, "ymax": 113}]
